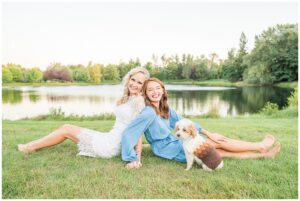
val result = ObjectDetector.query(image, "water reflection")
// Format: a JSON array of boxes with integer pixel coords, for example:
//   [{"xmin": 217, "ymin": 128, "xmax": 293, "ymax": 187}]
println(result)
[
  {"xmin": 2, "ymin": 85, "xmax": 293, "ymax": 120},
  {"xmin": 28, "ymin": 92, "xmax": 40, "ymax": 102},
  {"xmin": 2, "ymin": 89, "xmax": 23, "ymax": 104},
  {"xmin": 169, "ymin": 86, "xmax": 293, "ymax": 116},
  {"xmin": 46, "ymin": 95, "xmax": 71, "ymax": 102}
]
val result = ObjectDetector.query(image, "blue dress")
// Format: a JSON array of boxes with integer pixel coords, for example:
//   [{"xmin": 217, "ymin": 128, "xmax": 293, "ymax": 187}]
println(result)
[{"xmin": 121, "ymin": 106, "xmax": 202, "ymax": 163}]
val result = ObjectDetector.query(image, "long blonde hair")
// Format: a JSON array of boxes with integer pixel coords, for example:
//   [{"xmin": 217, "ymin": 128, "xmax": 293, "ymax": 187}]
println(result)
[
  {"xmin": 117, "ymin": 67, "xmax": 150, "ymax": 105},
  {"xmin": 142, "ymin": 77, "xmax": 170, "ymax": 119}
]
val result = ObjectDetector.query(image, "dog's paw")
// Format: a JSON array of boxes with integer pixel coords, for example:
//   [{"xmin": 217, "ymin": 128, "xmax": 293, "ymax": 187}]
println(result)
[{"xmin": 202, "ymin": 164, "xmax": 213, "ymax": 171}]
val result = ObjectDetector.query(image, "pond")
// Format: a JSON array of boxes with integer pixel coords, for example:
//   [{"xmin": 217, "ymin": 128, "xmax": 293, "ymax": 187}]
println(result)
[{"xmin": 2, "ymin": 84, "xmax": 293, "ymax": 120}]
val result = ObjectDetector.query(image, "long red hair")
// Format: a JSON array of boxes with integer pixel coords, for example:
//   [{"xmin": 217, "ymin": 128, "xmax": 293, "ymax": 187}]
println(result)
[{"xmin": 142, "ymin": 78, "xmax": 169, "ymax": 119}]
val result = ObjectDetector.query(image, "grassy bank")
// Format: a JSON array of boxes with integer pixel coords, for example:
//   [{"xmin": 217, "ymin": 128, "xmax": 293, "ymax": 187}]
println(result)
[
  {"xmin": 2, "ymin": 115, "xmax": 297, "ymax": 198},
  {"xmin": 164, "ymin": 79, "xmax": 241, "ymax": 87},
  {"xmin": 3, "ymin": 80, "xmax": 297, "ymax": 88},
  {"xmin": 2, "ymin": 80, "xmax": 120, "ymax": 87},
  {"xmin": 165, "ymin": 79, "xmax": 297, "ymax": 88},
  {"xmin": 275, "ymin": 81, "xmax": 298, "ymax": 89}
]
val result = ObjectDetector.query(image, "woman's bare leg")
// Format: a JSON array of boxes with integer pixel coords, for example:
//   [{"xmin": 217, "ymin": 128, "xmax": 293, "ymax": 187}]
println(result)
[
  {"xmin": 18, "ymin": 124, "xmax": 81, "ymax": 153},
  {"xmin": 207, "ymin": 134, "xmax": 275, "ymax": 153},
  {"xmin": 216, "ymin": 143, "xmax": 281, "ymax": 159}
]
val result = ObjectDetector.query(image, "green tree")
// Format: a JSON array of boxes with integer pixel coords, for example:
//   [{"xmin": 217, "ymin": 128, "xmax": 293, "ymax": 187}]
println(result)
[
  {"xmin": 87, "ymin": 63, "xmax": 102, "ymax": 83},
  {"xmin": 182, "ymin": 64, "xmax": 192, "ymax": 79},
  {"xmin": 221, "ymin": 49, "xmax": 236, "ymax": 81},
  {"xmin": 245, "ymin": 24, "xmax": 298, "ymax": 84},
  {"xmin": 118, "ymin": 58, "xmax": 141, "ymax": 79},
  {"xmin": 69, "ymin": 65, "xmax": 90, "ymax": 82},
  {"xmin": 144, "ymin": 62, "xmax": 154, "ymax": 72},
  {"xmin": 26, "ymin": 68, "xmax": 43, "ymax": 83},
  {"xmin": 5, "ymin": 63, "xmax": 24, "ymax": 82},
  {"xmin": 243, "ymin": 63, "xmax": 275, "ymax": 85},
  {"xmin": 221, "ymin": 33, "xmax": 249, "ymax": 82},
  {"xmin": 208, "ymin": 53, "xmax": 222, "ymax": 79},
  {"xmin": 235, "ymin": 32, "xmax": 248, "ymax": 80},
  {"xmin": 164, "ymin": 62, "xmax": 179, "ymax": 80},
  {"xmin": 192, "ymin": 59, "xmax": 209, "ymax": 80},
  {"xmin": 103, "ymin": 64, "xmax": 120, "ymax": 81},
  {"xmin": 181, "ymin": 54, "xmax": 194, "ymax": 79},
  {"xmin": 2, "ymin": 67, "xmax": 13, "ymax": 83}
]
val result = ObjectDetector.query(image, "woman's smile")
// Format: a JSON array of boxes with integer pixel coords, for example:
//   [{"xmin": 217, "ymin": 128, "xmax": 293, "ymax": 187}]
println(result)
[
  {"xmin": 146, "ymin": 81, "xmax": 164, "ymax": 102},
  {"xmin": 127, "ymin": 72, "xmax": 146, "ymax": 96},
  {"xmin": 151, "ymin": 93, "xmax": 160, "ymax": 99}
]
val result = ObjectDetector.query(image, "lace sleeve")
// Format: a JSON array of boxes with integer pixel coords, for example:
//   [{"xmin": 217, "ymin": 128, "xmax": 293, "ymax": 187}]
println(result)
[{"xmin": 131, "ymin": 95, "xmax": 145, "ymax": 117}]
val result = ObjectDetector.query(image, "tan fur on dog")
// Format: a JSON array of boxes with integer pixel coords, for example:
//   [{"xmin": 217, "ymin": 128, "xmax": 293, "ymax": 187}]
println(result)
[
  {"xmin": 175, "ymin": 118, "xmax": 223, "ymax": 171},
  {"xmin": 193, "ymin": 142, "xmax": 222, "ymax": 170},
  {"xmin": 187, "ymin": 124, "xmax": 197, "ymax": 137}
]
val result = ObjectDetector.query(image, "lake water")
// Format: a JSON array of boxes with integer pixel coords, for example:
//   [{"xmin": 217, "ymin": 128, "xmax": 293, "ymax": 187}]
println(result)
[{"xmin": 2, "ymin": 84, "xmax": 293, "ymax": 120}]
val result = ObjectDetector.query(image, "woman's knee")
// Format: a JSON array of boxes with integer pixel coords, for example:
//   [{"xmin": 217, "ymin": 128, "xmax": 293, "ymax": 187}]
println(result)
[
  {"xmin": 206, "ymin": 138, "xmax": 221, "ymax": 149},
  {"xmin": 61, "ymin": 124, "xmax": 76, "ymax": 131},
  {"xmin": 61, "ymin": 124, "xmax": 71, "ymax": 132},
  {"xmin": 61, "ymin": 124, "xmax": 80, "ymax": 137}
]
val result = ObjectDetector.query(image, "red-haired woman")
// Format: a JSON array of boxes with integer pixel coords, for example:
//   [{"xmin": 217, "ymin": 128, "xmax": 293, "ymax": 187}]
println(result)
[{"xmin": 121, "ymin": 78, "xmax": 281, "ymax": 169}]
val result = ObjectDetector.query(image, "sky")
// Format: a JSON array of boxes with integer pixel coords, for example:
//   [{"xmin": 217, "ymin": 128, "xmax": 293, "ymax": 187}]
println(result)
[{"xmin": 2, "ymin": 1, "xmax": 298, "ymax": 70}]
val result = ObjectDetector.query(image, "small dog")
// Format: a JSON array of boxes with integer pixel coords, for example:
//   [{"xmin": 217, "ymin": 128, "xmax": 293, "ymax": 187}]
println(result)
[{"xmin": 175, "ymin": 119, "xmax": 223, "ymax": 171}]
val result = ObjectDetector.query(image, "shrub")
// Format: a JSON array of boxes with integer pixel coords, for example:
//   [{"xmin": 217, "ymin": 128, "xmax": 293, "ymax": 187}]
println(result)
[
  {"xmin": 25, "ymin": 107, "xmax": 116, "ymax": 121},
  {"xmin": 259, "ymin": 89, "xmax": 298, "ymax": 118},
  {"xmin": 259, "ymin": 102, "xmax": 279, "ymax": 115},
  {"xmin": 44, "ymin": 63, "xmax": 72, "ymax": 82},
  {"xmin": 287, "ymin": 88, "xmax": 298, "ymax": 107},
  {"xmin": 201, "ymin": 107, "xmax": 220, "ymax": 118}
]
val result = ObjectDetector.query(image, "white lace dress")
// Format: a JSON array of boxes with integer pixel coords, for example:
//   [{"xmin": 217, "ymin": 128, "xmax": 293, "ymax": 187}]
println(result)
[{"xmin": 77, "ymin": 95, "xmax": 145, "ymax": 158}]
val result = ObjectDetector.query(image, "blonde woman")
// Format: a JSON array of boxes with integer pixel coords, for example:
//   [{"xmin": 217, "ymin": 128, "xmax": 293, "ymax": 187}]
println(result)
[{"xmin": 18, "ymin": 67, "xmax": 149, "ymax": 166}]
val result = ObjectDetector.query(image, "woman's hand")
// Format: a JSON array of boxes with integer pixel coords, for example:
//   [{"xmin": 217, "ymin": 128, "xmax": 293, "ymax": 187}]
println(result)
[
  {"xmin": 126, "ymin": 161, "xmax": 142, "ymax": 169},
  {"xmin": 208, "ymin": 132, "xmax": 228, "ymax": 144}
]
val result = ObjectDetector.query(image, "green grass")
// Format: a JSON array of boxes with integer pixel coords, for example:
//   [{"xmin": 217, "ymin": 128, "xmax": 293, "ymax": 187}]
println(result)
[
  {"xmin": 159, "ymin": 79, "xmax": 298, "ymax": 88},
  {"xmin": 275, "ymin": 81, "xmax": 298, "ymax": 89},
  {"xmin": 164, "ymin": 79, "xmax": 240, "ymax": 87},
  {"xmin": 2, "ymin": 115, "xmax": 298, "ymax": 199}
]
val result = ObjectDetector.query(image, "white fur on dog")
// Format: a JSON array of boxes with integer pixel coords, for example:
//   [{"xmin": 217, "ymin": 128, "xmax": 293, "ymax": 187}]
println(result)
[{"xmin": 175, "ymin": 119, "xmax": 223, "ymax": 171}]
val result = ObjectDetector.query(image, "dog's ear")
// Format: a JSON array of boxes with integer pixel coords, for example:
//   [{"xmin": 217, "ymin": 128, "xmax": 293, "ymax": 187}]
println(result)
[
  {"xmin": 175, "ymin": 122, "xmax": 179, "ymax": 132},
  {"xmin": 187, "ymin": 124, "xmax": 197, "ymax": 137}
]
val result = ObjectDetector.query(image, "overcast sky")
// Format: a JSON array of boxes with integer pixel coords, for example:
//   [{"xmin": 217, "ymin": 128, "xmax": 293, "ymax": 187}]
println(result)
[{"xmin": 2, "ymin": 1, "xmax": 298, "ymax": 70}]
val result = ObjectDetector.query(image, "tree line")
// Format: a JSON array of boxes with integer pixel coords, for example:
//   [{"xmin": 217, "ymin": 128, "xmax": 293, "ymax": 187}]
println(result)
[{"xmin": 2, "ymin": 23, "xmax": 298, "ymax": 85}]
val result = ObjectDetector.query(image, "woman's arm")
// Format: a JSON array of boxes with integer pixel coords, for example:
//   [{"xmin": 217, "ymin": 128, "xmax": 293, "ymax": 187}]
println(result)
[
  {"xmin": 135, "ymin": 137, "xmax": 143, "ymax": 163},
  {"xmin": 122, "ymin": 107, "xmax": 156, "ymax": 162},
  {"xmin": 201, "ymin": 128, "xmax": 228, "ymax": 143},
  {"xmin": 126, "ymin": 137, "xmax": 143, "ymax": 169},
  {"xmin": 169, "ymin": 108, "xmax": 227, "ymax": 144}
]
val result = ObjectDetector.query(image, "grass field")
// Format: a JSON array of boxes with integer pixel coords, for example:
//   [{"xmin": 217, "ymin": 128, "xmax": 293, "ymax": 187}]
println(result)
[{"xmin": 2, "ymin": 116, "xmax": 298, "ymax": 199}]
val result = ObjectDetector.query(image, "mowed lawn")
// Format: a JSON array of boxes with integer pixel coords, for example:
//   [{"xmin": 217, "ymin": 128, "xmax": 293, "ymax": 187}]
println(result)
[{"xmin": 2, "ymin": 116, "xmax": 298, "ymax": 199}]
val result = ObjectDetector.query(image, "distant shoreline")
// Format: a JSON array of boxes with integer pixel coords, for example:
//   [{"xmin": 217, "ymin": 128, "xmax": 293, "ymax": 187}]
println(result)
[{"xmin": 2, "ymin": 80, "xmax": 297, "ymax": 88}]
